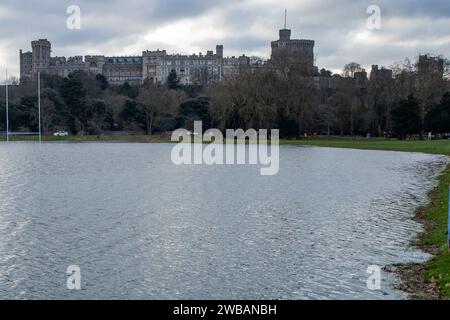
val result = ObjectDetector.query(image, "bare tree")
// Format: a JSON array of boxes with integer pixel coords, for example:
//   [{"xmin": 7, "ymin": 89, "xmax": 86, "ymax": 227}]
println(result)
[
  {"xmin": 342, "ymin": 62, "xmax": 363, "ymax": 78},
  {"xmin": 137, "ymin": 84, "xmax": 185, "ymax": 134}
]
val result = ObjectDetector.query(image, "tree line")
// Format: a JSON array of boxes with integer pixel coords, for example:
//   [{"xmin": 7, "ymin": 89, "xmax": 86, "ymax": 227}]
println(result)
[{"xmin": 1, "ymin": 56, "xmax": 450, "ymax": 139}]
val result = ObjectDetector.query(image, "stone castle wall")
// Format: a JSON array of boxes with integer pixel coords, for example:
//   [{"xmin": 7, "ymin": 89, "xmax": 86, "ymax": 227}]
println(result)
[
  {"xmin": 20, "ymin": 40, "xmax": 249, "ymax": 86},
  {"xmin": 19, "ymin": 28, "xmax": 318, "ymax": 85}
]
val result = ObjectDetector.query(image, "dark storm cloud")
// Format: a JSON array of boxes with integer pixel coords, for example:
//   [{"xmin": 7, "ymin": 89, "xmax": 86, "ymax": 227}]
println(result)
[{"xmin": 1, "ymin": 0, "xmax": 450, "ymax": 77}]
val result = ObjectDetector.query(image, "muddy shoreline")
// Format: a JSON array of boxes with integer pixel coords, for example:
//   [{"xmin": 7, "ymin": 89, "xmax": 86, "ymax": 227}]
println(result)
[{"xmin": 389, "ymin": 163, "xmax": 450, "ymax": 300}]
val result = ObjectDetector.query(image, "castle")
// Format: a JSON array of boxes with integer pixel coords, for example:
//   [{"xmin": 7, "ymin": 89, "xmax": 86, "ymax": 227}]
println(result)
[
  {"xmin": 19, "ymin": 26, "xmax": 317, "ymax": 85},
  {"xmin": 271, "ymin": 27, "xmax": 316, "ymax": 75}
]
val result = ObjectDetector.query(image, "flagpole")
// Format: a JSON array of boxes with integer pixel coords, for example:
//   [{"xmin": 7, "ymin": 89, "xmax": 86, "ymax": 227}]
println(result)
[
  {"xmin": 38, "ymin": 71, "xmax": 41, "ymax": 144},
  {"xmin": 5, "ymin": 69, "xmax": 9, "ymax": 143}
]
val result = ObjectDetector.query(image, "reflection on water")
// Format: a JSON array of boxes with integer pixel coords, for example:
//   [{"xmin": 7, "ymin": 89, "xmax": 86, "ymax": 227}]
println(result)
[{"xmin": 0, "ymin": 143, "xmax": 447, "ymax": 299}]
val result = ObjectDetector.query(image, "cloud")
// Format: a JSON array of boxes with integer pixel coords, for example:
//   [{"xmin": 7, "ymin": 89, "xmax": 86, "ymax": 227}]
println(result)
[{"xmin": 0, "ymin": 0, "xmax": 450, "ymax": 78}]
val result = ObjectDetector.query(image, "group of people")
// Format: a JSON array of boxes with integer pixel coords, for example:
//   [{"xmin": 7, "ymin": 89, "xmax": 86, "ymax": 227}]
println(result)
[{"xmin": 428, "ymin": 132, "xmax": 450, "ymax": 140}]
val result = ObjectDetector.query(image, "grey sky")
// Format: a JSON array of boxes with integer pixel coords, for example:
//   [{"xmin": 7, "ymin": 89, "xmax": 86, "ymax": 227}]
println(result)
[{"xmin": 1, "ymin": 0, "xmax": 450, "ymax": 78}]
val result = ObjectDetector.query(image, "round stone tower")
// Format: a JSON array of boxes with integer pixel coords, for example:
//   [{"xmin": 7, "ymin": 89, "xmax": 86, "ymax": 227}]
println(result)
[{"xmin": 270, "ymin": 28, "xmax": 315, "ymax": 75}]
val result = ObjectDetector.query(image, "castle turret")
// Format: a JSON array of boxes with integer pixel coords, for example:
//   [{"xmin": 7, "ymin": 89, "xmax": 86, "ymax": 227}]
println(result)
[
  {"xmin": 279, "ymin": 29, "xmax": 291, "ymax": 41},
  {"xmin": 31, "ymin": 39, "xmax": 51, "ymax": 78},
  {"xmin": 216, "ymin": 45, "xmax": 223, "ymax": 59},
  {"xmin": 270, "ymin": 28, "xmax": 315, "ymax": 75}
]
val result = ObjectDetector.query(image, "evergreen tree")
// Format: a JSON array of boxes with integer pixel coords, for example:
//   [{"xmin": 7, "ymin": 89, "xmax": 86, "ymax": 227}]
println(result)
[
  {"xmin": 167, "ymin": 70, "xmax": 180, "ymax": 90},
  {"xmin": 391, "ymin": 95, "xmax": 421, "ymax": 139},
  {"xmin": 424, "ymin": 92, "xmax": 450, "ymax": 134}
]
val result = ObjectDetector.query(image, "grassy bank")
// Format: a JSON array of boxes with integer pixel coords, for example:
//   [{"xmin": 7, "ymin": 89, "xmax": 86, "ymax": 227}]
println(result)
[
  {"xmin": 281, "ymin": 138, "xmax": 450, "ymax": 156},
  {"xmin": 0, "ymin": 134, "xmax": 171, "ymax": 143},
  {"xmin": 3, "ymin": 134, "xmax": 450, "ymax": 154},
  {"xmin": 1, "ymin": 134, "xmax": 449, "ymax": 298},
  {"xmin": 420, "ymin": 167, "xmax": 450, "ymax": 298}
]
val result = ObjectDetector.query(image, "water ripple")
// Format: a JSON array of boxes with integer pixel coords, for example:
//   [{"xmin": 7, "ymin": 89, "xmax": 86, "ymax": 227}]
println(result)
[{"xmin": 0, "ymin": 143, "xmax": 447, "ymax": 299}]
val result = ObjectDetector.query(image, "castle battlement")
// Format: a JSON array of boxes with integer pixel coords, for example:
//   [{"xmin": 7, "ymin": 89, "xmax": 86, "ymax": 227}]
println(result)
[
  {"xmin": 20, "ymin": 40, "xmax": 248, "ymax": 85},
  {"xmin": 20, "ymin": 26, "xmax": 315, "ymax": 85}
]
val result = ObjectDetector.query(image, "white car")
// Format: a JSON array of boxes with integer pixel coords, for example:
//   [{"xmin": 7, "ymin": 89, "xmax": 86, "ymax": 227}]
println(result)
[{"xmin": 53, "ymin": 131, "xmax": 69, "ymax": 137}]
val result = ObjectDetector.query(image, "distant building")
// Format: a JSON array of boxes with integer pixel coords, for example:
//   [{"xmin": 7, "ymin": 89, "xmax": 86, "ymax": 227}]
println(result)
[
  {"xmin": 417, "ymin": 55, "xmax": 444, "ymax": 80},
  {"xmin": 369, "ymin": 65, "xmax": 393, "ymax": 82},
  {"xmin": 19, "ymin": 39, "xmax": 250, "ymax": 85},
  {"xmin": 19, "ymin": 49, "xmax": 33, "ymax": 81},
  {"xmin": 270, "ymin": 27, "xmax": 317, "ymax": 75},
  {"xmin": 142, "ymin": 46, "xmax": 250, "ymax": 86},
  {"xmin": 20, "ymin": 22, "xmax": 320, "ymax": 85},
  {"xmin": 19, "ymin": 39, "xmax": 141, "ymax": 84}
]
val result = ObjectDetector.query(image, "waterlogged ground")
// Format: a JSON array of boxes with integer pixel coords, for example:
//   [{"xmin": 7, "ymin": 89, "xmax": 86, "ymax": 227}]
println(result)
[{"xmin": 0, "ymin": 143, "xmax": 447, "ymax": 299}]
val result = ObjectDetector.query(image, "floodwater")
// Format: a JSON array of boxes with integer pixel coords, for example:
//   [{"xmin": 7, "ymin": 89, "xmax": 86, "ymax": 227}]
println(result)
[{"xmin": 0, "ymin": 143, "xmax": 447, "ymax": 299}]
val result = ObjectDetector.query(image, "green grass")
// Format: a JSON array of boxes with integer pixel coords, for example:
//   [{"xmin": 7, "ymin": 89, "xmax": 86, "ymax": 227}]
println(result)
[
  {"xmin": 3, "ymin": 134, "xmax": 450, "ymax": 154},
  {"xmin": 426, "ymin": 251, "xmax": 450, "ymax": 298},
  {"xmin": 421, "ymin": 168, "xmax": 450, "ymax": 298},
  {"xmin": 0, "ymin": 134, "xmax": 172, "ymax": 143},
  {"xmin": 1, "ymin": 134, "xmax": 450, "ymax": 298},
  {"xmin": 281, "ymin": 138, "xmax": 450, "ymax": 156}
]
